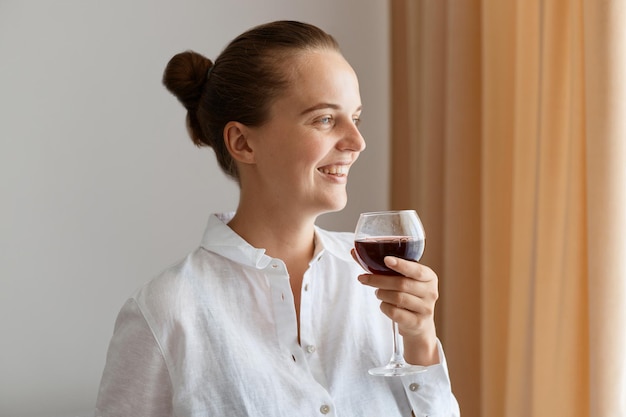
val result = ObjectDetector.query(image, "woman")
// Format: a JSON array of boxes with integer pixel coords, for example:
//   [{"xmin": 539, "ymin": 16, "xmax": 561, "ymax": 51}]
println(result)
[{"xmin": 96, "ymin": 20, "xmax": 459, "ymax": 416}]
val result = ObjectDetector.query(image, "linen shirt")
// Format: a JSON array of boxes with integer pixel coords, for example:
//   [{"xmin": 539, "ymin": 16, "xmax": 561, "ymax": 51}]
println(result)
[{"xmin": 96, "ymin": 213, "xmax": 459, "ymax": 417}]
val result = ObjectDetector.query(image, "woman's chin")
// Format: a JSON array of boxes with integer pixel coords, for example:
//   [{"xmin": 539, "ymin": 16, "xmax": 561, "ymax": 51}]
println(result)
[{"xmin": 324, "ymin": 196, "xmax": 348, "ymax": 213}]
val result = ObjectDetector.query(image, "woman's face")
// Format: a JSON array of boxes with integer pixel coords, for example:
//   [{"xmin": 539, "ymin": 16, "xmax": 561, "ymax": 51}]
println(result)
[{"xmin": 244, "ymin": 49, "xmax": 366, "ymax": 217}]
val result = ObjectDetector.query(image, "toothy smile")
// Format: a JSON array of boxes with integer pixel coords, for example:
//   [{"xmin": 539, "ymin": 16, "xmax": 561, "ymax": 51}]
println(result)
[{"xmin": 318, "ymin": 165, "xmax": 349, "ymax": 176}]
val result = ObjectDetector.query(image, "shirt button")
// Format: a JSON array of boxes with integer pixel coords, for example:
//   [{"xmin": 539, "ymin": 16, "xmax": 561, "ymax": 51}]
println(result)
[
  {"xmin": 304, "ymin": 284, "xmax": 309, "ymax": 291},
  {"xmin": 319, "ymin": 404, "xmax": 330, "ymax": 414},
  {"xmin": 306, "ymin": 345, "xmax": 316, "ymax": 353},
  {"xmin": 409, "ymin": 382, "xmax": 420, "ymax": 392}
]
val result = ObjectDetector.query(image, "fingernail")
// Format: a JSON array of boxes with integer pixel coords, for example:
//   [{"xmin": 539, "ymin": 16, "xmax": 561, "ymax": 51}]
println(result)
[
  {"xmin": 385, "ymin": 256, "xmax": 398, "ymax": 267},
  {"xmin": 358, "ymin": 275, "xmax": 369, "ymax": 283}
]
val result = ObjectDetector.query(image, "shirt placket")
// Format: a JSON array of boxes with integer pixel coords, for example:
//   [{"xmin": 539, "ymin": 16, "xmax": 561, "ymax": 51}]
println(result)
[
  {"xmin": 266, "ymin": 256, "xmax": 336, "ymax": 417},
  {"xmin": 266, "ymin": 259, "xmax": 301, "ymax": 361},
  {"xmin": 299, "ymin": 254, "xmax": 330, "ymax": 389}
]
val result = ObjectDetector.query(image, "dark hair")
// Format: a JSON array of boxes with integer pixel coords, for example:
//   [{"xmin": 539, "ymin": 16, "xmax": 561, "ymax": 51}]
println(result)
[{"xmin": 162, "ymin": 20, "xmax": 340, "ymax": 181}]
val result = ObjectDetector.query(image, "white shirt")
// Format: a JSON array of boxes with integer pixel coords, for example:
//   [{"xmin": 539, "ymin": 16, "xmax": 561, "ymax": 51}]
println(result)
[{"xmin": 96, "ymin": 213, "xmax": 459, "ymax": 417}]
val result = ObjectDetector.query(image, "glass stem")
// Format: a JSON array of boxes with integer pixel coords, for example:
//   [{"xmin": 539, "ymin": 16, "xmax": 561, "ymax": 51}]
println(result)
[{"xmin": 390, "ymin": 321, "xmax": 407, "ymax": 367}]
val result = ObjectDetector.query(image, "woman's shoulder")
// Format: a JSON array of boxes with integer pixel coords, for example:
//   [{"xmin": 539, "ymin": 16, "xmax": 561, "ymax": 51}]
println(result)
[{"xmin": 127, "ymin": 248, "xmax": 211, "ymax": 318}]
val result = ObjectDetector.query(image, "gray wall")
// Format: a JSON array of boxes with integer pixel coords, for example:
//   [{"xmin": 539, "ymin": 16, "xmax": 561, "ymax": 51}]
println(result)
[{"xmin": 0, "ymin": 1, "xmax": 390, "ymax": 416}]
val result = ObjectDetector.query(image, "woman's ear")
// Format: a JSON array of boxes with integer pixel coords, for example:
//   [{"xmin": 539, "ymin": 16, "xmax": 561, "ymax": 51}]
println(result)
[{"xmin": 224, "ymin": 121, "xmax": 255, "ymax": 164}]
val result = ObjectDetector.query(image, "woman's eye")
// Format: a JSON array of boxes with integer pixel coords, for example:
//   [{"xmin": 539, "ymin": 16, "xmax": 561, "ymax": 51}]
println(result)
[
  {"xmin": 319, "ymin": 116, "xmax": 333, "ymax": 125},
  {"xmin": 353, "ymin": 116, "xmax": 361, "ymax": 126}
]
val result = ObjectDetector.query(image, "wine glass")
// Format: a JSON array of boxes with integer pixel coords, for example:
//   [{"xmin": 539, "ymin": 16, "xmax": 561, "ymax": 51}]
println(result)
[{"xmin": 354, "ymin": 210, "xmax": 427, "ymax": 376}]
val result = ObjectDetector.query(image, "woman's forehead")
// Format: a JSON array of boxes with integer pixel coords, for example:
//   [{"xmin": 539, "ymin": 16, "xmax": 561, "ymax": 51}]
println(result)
[{"xmin": 274, "ymin": 50, "xmax": 360, "ymax": 108}]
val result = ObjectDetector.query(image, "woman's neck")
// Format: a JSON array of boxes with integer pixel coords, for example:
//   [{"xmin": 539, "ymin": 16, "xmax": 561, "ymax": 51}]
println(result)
[{"xmin": 227, "ymin": 205, "xmax": 317, "ymax": 264}]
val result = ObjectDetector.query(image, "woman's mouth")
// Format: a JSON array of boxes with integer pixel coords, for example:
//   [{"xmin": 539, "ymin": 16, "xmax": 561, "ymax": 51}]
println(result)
[{"xmin": 317, "ymin": 165, "xmax": 349, "ymax": 177}]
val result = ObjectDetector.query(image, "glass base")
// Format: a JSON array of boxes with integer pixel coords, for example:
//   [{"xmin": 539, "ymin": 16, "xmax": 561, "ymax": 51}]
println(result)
[{"xmin": 368, "ymin": 362, "xmax": 427, "ymax": 377}]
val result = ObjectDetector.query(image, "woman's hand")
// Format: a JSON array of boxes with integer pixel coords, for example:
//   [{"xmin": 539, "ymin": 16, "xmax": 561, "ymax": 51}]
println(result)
[{"xmin": 352, "ymin": 249, "xmax": 440, "ymax": 366}]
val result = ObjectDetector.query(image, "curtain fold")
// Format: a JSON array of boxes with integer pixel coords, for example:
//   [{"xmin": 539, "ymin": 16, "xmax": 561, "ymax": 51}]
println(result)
[
  {"xmin": 390, "ymin": 0, "xmax": 626, "ymax": 416},
  {"xmin": 480, "ymin": 1, "xmax": 515, "ymax": 416},
  {"xmin": 502, "ymin": 1, "xmax": 589, "ymax": 415},
  {"xmin": 584, "ymin": 1, "xmax": 626, "ymax": 415}
]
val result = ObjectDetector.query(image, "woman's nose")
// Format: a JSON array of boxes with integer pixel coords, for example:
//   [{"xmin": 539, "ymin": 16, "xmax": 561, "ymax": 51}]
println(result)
[{"xmin": 339, "ymin": 121, "xmax": 366, "ymax": 152}]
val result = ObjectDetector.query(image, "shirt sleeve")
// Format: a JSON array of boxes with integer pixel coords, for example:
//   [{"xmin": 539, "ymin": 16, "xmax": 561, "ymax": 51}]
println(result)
[
  {"xmin": 401, "ymin": 340, "xmax": 461, "ymax": 417},
  {"xmin": 95, "ymin": 298, "xmax": 174, "ymax": 417}
]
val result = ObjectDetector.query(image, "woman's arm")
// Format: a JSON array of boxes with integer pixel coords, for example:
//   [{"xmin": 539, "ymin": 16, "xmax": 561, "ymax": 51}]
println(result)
[{"xmin": 95, "ymin": 298, "xmax": 174, "ymax": 417}]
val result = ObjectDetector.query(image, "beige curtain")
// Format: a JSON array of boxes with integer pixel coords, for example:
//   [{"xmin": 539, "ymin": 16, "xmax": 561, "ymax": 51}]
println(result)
[{"xmin": 390, "ymin": 1, "xmax": 626, "ymax": 417}]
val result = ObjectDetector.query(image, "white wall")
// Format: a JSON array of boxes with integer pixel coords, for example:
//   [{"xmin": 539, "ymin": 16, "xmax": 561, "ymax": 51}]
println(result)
[{"xmin": 0, "ymin": 1, "xmax": 389, "ymax": 416}]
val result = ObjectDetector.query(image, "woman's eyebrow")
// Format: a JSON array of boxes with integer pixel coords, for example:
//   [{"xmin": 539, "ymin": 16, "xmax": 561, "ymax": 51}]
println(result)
[
  {"xmin": 299, "ymin": 103, "xmax": 362, "ymax": 115},
  {"xmin": 300, "ymin": 103, "xmax": 340, "ymax": 115}
]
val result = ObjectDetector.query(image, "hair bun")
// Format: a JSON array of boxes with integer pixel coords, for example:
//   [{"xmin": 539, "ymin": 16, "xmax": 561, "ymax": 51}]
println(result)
[{"xmin": 162, "ymin": 50, "xmax": 212, "ymax": 113}]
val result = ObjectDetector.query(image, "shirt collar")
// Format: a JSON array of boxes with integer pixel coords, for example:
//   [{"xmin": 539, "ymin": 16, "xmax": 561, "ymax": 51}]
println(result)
[
  {"xmin": 200, "ymin": 213, "xmax": 273, "ymax": 269},
  {"xmin": 200, "ymin": 212, "xmax": 354, "ymax": 268},
  {"xmin": 313, "ymin": 226, "xmax": 355, "ymax": 264}
]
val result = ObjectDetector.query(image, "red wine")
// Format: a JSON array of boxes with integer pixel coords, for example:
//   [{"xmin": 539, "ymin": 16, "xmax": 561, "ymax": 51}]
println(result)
[{"xmin": 354, "ymin": 237, "xmax": 425, "ymax": 275}]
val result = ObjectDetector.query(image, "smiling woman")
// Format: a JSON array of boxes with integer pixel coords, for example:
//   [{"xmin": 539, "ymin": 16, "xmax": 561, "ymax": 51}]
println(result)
[
  {"xmin": 94, "ymin": 20, "xmax": 459, "ymax": 416},
  {"xmin": 0, "ymin": 2, "xmax": 397, "ymax": 415}
]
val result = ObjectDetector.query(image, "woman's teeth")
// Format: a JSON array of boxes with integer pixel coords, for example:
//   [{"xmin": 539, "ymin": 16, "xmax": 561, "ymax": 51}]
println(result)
[{"xmin": 318, "ymin": 166, "xmax": 348, "ymax": 176}]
